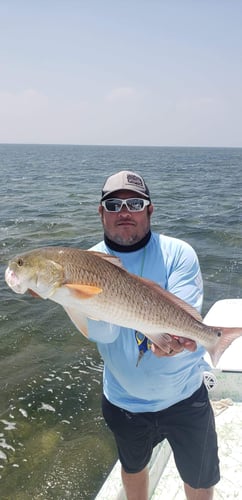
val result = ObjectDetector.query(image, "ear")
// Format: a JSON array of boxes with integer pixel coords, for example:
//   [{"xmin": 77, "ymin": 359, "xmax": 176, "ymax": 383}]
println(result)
[
  {"xmin": 98, "ymin": 205, "xmax": 103, "ymax": 217},
  {"xmin": 148, "ymin": 203, "xmax": 154, "ymax": 216}
]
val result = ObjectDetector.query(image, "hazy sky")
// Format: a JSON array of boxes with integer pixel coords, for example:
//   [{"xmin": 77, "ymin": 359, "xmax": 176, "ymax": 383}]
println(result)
[{"xmin": 1, "ymin": 1, "xmax": 241, "ymax": 147}]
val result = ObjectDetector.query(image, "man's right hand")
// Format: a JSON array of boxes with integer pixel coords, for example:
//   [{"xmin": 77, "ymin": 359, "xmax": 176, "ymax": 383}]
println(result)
[{"xmin": 151, "ymin": 335, "xmax": 197, "ymax": 358}]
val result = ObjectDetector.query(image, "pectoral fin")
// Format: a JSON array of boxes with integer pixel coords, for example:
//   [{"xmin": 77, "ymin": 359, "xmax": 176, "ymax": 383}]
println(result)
[
  {"xmin": 64, "ymin": 283, "xmax": 103, "ymax": 299},
  {"xmin": 63, "ymin": 307, "xmax": 89, "ymax": 337}
]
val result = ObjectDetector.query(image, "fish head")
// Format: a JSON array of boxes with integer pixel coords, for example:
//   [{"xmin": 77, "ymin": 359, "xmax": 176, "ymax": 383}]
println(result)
[{"xmin": 5, "ymin": 249, "xmax": 64, "ymax": 298}]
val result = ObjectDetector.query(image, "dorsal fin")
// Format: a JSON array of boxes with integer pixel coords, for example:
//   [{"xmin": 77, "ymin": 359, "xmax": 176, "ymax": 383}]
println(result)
[
  {"xmin": 136, "ymin": 275, "xmax": 202, "ymax": 322},
  {"xmin": 89, "ymin": 251, "xmax": 125, "ymax": 269}
]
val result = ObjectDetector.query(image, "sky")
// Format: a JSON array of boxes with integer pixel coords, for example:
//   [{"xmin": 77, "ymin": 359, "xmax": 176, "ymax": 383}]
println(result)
[{"xmin": 0, "ymin": 0, "xmax": 242, "ymax": 147}]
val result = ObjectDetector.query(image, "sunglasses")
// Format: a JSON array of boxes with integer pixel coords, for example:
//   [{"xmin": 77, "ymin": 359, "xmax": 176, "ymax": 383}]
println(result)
[{"xmin": 101, "ymin": 198, "xmax": 150, "ymax": 213}]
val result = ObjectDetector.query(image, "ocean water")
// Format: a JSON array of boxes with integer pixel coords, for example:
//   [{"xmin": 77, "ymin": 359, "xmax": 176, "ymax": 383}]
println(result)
[{"xmin": 0, "ymin": 144, "xmax": 242, "ymax": 499}]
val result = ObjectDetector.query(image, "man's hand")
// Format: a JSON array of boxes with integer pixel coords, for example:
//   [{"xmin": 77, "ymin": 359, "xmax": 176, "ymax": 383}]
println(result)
[{"xmin": 151, "ymin": 335, "xmax": 197, "ymax": 358}]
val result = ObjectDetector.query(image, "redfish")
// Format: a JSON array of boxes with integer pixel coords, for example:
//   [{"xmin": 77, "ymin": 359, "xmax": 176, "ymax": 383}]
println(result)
[{"xmin": 5, "ymin": 246, "xmax": 242, "ymax": 366}]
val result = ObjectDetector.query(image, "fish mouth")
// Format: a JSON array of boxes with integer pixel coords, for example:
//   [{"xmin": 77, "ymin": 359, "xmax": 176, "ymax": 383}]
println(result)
[{"xmin": 5, "ymin": 267, "xmax": 25, "ymax": 294}]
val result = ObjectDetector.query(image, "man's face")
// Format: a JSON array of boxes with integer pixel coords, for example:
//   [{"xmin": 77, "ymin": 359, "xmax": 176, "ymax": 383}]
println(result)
[{"xmin": 99, "ymin": 190, "xmax": 153, "ymax": 246}]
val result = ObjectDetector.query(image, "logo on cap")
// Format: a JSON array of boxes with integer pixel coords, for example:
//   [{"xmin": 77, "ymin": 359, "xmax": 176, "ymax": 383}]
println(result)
[{"xmin": 127, "ymin": 173, "xmax": 145, "ymax": 189}]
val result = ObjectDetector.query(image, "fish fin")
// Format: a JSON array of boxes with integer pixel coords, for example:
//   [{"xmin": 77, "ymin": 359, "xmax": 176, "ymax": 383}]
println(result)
[
  {"xmin": 146, "ymin": 333, "xmax": 173, "ymax": 353},
  {"xmin": 89, "ymin": 251, "xmax": 125, "ymax": 269},
  {"xmin": 28, "ymin": 289, "xmax": 41, "ymax": 298},
  {"xmin": 64, "ymin": 283, "xmax": 103, "ymax": 299},
  {"xmin": 207, "ymin": 327, "xmax": 242, "ymax": 367},
  {"xmin": 137, "ymin": 276, "xmax": 202, "ymax": 322},
  {"xmin": 63, "ymin": 307, "xmax": 89, "ymax": 337}
]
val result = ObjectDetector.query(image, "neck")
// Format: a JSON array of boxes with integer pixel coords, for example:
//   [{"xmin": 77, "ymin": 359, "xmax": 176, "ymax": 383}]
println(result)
[{"xmin": 104, "ymin": 230, "xmax": 151, "ymax": 253}]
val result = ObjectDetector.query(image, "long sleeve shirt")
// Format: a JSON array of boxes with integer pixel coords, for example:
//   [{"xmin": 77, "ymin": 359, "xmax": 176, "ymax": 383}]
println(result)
[{"xmin": 87, "ymin": 232, "xmax": 209, "ymax": 412}]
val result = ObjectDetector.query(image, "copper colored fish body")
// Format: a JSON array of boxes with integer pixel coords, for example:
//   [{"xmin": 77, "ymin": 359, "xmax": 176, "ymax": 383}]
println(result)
[{"xmin": 5, "ymin": 246, "xmax": 242, "ymax": 366}]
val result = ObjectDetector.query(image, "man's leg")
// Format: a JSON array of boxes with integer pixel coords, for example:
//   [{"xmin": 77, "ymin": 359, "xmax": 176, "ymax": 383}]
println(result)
[
  {"xmin": 165, "ymin": 385, "xmax": 220, "ymax": 495},
  {"xmin": 184, "ymin": 482, "xmax": 214, "ymax": 500},
  {"xmin": 121, "ymin": 468, "xmax": 215, "ymax": 500},
  {"xmin": 121, "ymin": 466, "xmax": 149, "ymax": 500},
  {"xmin": 102, "ymin": 395, "xmax": 156, "ymax": 499}
]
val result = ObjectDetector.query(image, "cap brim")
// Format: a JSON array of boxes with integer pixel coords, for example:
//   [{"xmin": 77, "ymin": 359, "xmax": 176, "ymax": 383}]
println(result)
[{"xmin": 101, "ymin": 188, "xmax": 150, "ymax": 201}]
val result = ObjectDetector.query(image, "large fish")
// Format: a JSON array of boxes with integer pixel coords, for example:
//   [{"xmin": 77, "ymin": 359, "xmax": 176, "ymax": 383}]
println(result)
[{"xmin": 5, "ymin": 246, "xmax": 242, "ymax": 366}]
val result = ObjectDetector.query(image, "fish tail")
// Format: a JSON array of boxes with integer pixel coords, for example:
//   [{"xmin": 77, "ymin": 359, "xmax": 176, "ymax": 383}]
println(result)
[{"xmin": 208, "ymin": 327, "xmax": 242, "ymax": 367}]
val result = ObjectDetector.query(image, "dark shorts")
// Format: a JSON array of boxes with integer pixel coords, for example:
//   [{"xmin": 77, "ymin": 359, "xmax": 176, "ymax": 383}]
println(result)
[{"xmin": 102, "ymin": 384, "xmax": 220, "ymax": 489}]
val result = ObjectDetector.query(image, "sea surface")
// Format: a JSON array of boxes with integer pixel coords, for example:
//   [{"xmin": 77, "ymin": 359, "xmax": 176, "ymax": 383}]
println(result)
[{"xmin": 0, "ymin": 144, "xmax": 242, "ymax": 499}]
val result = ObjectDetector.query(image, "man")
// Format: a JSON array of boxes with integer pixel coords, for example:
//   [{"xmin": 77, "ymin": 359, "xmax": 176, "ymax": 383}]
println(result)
[{"xmin": 87, "ymin": 170, "xmax": 220, "ymax": 500}]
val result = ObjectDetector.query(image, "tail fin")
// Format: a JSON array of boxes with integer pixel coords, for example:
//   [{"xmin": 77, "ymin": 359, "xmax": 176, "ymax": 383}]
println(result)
[{"xmin": 207, "ymin": 327, "xmax": 242, "ymax": 367}]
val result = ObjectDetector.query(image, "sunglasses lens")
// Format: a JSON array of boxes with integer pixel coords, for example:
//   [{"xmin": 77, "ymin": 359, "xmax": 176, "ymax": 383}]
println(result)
[
  {"xmin": 104, "ymin": 199, "xmax": 122, "ymax": 212},
  {"xmin": 127, "ymin": 199, "xmax": 145, "ymax": 211}
]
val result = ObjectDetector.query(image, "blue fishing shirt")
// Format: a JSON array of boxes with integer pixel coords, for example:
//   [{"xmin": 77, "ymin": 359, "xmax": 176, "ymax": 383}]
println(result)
[{"xmin": 88, "ymin": 232, "xmax": 209, "ymax": 412}]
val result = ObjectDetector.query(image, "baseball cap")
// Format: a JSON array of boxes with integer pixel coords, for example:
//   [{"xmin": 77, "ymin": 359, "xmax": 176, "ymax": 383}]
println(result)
[{"xmin": 101, "ymin": 170, "xmax": 151, "ymax": 201}]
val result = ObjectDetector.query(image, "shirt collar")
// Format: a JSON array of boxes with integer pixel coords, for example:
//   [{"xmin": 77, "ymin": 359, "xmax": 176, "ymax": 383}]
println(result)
[{"xmin": 104, "ymin": 230, "xmax": 151, "ymax": 253}]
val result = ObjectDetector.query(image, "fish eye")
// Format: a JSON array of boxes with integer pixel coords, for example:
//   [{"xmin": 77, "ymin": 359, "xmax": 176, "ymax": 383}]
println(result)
[{"xmin": 17, "ymin": 258, "xmax": 24, "ymax": 267}]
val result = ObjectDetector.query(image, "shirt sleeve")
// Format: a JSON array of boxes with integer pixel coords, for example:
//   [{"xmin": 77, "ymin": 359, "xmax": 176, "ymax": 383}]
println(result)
[
  {"xmin": 87, "ymin": 319, "xmax": 120, "ymax": 343},
  {"xmin": 165, "ymin": 238, "xmax": 203, "ymax": 313}
]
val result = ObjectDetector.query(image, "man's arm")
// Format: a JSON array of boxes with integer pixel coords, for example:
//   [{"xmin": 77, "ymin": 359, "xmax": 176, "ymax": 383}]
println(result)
[{"xmin": 152, "ymin": 239, "xmax": 203, "ymax": 358}]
